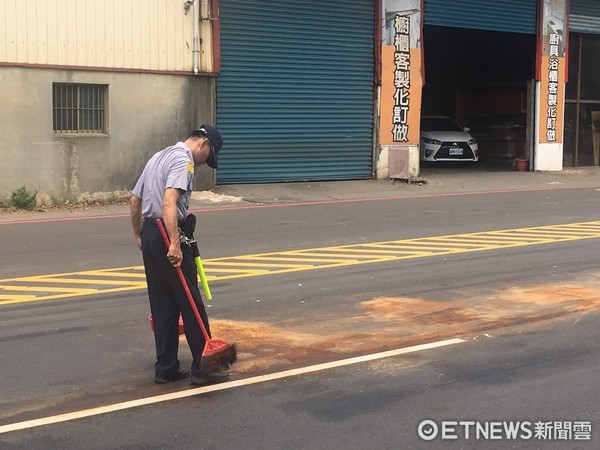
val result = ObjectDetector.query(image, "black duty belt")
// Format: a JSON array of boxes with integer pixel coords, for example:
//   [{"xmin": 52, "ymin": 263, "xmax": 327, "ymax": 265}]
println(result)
[{"xmin": 143, "ymin": 218, "xmax": 186, "ymax": 228}]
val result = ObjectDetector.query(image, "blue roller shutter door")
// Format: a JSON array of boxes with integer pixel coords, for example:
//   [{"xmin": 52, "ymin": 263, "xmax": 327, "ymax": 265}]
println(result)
[
  {"xmin": 424, "ymin": 0, "xmax": 537, "ymax": 35},
  {"xmin": 570, "ymin": 0, "xmax": 600, "ymax": 34},
  {"xmin": 216, "ymin": 1, "xmax": 374, "ymax": 183}
]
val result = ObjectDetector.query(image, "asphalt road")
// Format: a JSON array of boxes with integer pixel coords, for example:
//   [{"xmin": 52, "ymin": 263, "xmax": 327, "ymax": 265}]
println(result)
[
  {"xmin": 1, "ymin": 184, "xmax": 599, "ymax": 449},
  {"xmin": 3, "ymin": 311, "xmax": 598, "ymax": 450}
]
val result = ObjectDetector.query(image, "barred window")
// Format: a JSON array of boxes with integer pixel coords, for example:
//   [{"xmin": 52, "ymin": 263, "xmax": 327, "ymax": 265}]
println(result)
[{"xmin": 52, "ymin": 83, "xmax": 108, "ymax": 134}]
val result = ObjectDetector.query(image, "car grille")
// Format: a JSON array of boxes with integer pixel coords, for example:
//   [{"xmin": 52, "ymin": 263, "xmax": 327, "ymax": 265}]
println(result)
[{"xmin": 435, "ymin": 142, "xmax": 474, "ymax": 160}]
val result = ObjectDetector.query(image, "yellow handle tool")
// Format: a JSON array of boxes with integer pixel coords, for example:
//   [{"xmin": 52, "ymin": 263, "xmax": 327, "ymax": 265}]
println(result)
[
  {"xmin": 194, "ymin": 254, "xmax": 212, "ymax": 301},
  {"xmin": 183, "ymin": 213, "xmax": 213, "ymax": 301}
]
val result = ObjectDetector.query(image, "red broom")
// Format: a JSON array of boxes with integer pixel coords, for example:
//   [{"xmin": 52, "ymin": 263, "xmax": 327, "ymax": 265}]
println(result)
[{"xmin": 156, "ymin": 219, "xmax": 237, "ymax": 371}]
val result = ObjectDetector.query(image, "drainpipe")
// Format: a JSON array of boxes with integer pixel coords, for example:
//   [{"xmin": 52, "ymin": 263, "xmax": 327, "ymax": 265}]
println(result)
[
  {"xmin": 184, "ymin": 0, "xmax": 201, "ymax": 74},
  {"xmin": 193, "ymin": 0, "xmax": 200, "ymax": 74}
]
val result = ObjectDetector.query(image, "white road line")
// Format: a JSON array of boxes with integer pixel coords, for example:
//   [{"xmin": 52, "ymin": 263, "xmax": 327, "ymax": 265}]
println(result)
[{"xmin": 0, "ymin": 337, "xmax": 465, "ymax": 434}]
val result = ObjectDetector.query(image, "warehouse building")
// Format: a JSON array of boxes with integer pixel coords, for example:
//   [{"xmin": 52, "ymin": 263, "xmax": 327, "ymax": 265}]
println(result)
[{"xmin": 0, "ymin": 1, "xmax": 598, "ymax": 197}]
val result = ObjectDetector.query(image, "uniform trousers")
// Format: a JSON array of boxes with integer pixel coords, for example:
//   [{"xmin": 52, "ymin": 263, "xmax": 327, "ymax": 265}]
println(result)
[{"xmin": 141, "ymin": 220, "xmax": 212, "ymax": 379}]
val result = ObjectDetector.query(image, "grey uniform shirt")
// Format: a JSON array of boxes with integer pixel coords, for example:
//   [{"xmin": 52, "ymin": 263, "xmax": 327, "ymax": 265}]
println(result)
[{"xmin": 132, "ymin": 142, "xmax": 195, "ymax": 221}]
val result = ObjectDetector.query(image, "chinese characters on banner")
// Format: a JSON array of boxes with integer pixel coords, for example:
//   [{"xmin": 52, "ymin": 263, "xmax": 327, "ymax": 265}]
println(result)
[
  {"xmin": 545, "ymin": 33, "xmax": 560, "ymax": 141},
  {"xmin": 392, "ymin": 15, "xmax": 411, "ymax": 142},
  {"xmin": 539, "ymin": 0, "xmax": 566, "ymax": 144},
  {"xmin": 380, "ymin": 0, "xmax": 422, "ymax": 146}
]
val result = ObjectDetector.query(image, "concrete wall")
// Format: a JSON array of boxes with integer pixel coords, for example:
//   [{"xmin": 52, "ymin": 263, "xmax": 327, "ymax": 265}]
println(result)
[
  {"xmin": 376, "ymin": 145, "xmax": 419, "ymax": 180},
  {"xmin": 0, "ymin": 66, "xmax": 216, "ymax": 198}
]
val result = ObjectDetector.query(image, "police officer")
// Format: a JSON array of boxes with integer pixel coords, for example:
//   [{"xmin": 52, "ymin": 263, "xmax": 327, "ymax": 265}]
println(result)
[{"xmin": 130, "ymin": 125, "xmax": 227, "ymax": 384}]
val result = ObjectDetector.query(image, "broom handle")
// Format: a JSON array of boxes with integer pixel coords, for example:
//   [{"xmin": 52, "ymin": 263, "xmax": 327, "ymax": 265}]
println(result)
[{"xmin": 156, "ymin": 219, "xmax": 210, "ymax": 340}]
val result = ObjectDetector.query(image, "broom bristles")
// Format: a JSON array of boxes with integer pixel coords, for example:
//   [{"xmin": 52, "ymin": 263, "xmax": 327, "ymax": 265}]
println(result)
[
  {"xmin": 202, "ymin": 340, "xmax": 238, "ymax": 370},
  {"xmin": 217, "ymin": 343, "xmax": 237, "ymax": 370}
]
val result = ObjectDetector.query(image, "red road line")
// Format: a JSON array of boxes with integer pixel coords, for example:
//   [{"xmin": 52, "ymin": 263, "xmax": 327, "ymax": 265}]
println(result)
[{"xmin": 0, "ymin": 185, "xmax": 598, "ymax": 226}]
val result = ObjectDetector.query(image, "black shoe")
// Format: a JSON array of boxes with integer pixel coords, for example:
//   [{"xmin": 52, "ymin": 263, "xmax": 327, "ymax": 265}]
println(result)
[
  {"xmin": 191, "ymin": 370, "xmax": 229, "ymax": 386},
  {"xmin": 155, "ymin": 367, "xmax": 190, "ymax": 384}
]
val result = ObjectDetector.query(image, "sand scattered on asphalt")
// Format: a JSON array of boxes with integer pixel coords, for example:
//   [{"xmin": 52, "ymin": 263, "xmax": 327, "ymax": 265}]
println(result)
[{"xmin": 210, "ymin": 274, "xmax": 600, "ymax": 376}]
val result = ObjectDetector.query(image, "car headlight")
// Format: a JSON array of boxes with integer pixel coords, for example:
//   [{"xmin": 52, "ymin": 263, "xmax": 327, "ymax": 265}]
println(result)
[
  {"xmin": 423, "ymin": 138, "xmax": 442, "ymax": 145},
  {"xmin": 468, "ymin": 138, "xmax": 477, "ymax": 145}
]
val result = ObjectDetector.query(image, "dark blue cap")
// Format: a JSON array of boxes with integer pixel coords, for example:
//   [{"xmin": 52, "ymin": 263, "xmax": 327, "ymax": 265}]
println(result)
[{"xmin": 198, "ymin": 124, "xmax": 223, "ymax": 169}]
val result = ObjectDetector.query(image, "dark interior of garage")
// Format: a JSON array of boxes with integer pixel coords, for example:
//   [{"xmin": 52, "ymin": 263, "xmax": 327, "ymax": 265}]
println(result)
[{"xmin": 421, "ymin": 26, "xmax": 537, "ymax": 165}]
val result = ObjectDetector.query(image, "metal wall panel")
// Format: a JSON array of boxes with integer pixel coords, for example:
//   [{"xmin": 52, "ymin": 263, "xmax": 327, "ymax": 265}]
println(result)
[
  {"xmin": 570, "ymin": 0, "xmax": 600, "ymax": 34},
  {"xmin": 0, "ymin": 0, "xmax": 195, "ymax": 71},
  {"xmin": 216, "ymin": 0, "xmax": 374, "ymax": 183},
  {"xmin": 424, "ymin": 0, "xmax": 538, "ymax": 34}
]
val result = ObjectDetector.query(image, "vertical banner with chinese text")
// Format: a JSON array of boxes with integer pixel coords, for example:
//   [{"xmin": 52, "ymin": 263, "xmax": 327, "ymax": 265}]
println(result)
[
  {"xmin": 538, "ymin": 0, "xmax": 567, "ymax": 144},
  {"xmin": 380, "ymin": 0, "xmax": 422, "ymax": 145}
]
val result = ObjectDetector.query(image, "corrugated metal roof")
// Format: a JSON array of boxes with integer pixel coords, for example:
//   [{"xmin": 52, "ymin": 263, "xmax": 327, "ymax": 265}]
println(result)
[{"xmin": 0, "ymin": 0, "xmax": 198, "ymax": 71}]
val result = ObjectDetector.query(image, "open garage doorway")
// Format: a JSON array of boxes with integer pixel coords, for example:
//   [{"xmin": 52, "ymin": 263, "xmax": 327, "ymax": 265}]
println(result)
[{"xmin": 421, "ymin": 26, "xmax": 537, "ymax": 170}]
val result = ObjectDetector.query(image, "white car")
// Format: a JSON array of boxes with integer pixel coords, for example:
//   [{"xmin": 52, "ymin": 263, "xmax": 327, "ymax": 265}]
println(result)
[{"xmin": 420, "ymin": 116, "xmax": 479, "ymax": 163}]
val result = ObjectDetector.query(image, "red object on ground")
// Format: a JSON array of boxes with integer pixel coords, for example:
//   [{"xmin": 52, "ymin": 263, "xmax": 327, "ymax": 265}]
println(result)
[{"xmin": 149, "ymin": 314, "xmax": 185, "ymax": 335}]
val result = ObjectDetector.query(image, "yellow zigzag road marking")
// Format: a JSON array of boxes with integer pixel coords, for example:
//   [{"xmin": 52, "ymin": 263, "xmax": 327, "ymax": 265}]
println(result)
[{"xmin": 1, "ymin": 221, "xmax": 600, "ymax": 306}]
